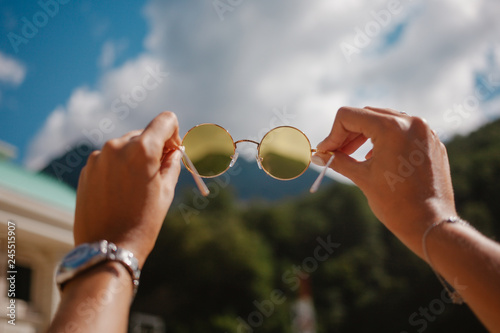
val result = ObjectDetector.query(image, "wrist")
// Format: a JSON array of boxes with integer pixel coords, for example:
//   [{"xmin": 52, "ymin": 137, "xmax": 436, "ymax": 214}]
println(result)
[
  {"xmin": 391, "ymin": 214, "xmax": 457, "ymax": 260},
  {"xmin": 385, "ymin": 205, "xmax": 458, "ymax": 258},
  {"xmin": 56, "ymin": 240, "xmax": 141, "ymax": 297},
  {"xmin": 420, "ymin": 217, "xmax": 475, "ymax": 304},
  {"xmin": 61, "ymin": 260, "xmax": 134, "ymax": 298},
  {"xmin": 51, "ymin": 261, "xmax": 133, "ymax": 333}
]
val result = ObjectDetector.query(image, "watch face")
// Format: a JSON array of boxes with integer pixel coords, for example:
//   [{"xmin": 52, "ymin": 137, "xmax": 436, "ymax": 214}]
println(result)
[{"xmin": 62, "ymin": 243, "xmax": 105, "ymax": 269}]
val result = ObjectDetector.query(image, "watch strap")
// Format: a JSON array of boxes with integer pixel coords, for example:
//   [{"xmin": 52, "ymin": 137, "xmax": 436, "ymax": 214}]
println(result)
[
  {"xmin": 56, "ymin": 240, "xmax": 141, "ymax": 296},
  {"xmin": 110, "ymin": 243, "xmax": 141, "ymax": 291}
]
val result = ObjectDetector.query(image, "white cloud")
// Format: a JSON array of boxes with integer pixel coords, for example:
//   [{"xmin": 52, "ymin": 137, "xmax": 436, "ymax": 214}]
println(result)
[
  {"xmin": 26, "ymin": 54, "xmax": 169, "ymax": 170},
  {"xmin": 98, "ymin": 39, "xmax": 129, "ymax": 70},
  {"xmin": 139, "ymin": 0, "xmax": 500, "ymax": 138},
  {"xmin": 26, "ymin": 0, "xmax": 500, "ymax": 184},
  {"xmin": 0, "ymin": 51, "xmax": 26, "ymax": 86}
]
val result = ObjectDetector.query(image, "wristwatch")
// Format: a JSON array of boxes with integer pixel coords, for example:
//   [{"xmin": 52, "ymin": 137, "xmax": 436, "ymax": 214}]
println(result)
[{"xmin": 56, "ymin": 240, "xmax": 141, "ymax": 295}]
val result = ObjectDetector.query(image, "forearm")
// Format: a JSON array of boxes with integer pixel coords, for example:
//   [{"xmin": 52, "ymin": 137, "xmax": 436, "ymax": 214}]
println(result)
[
  {"xmin": 46, "ymin": 112, "xmax": 180, "ymax": 332},
  {"xmin": 424, "ymin": 222, "xmax": 500, "ymax": 331},
  {"xmin": 48, "ymin": 262, "xmax": 134, "ymax": 333},
  {"xmin": 315, "ymin": 107, "xmax": 500, "ymax": 330}
]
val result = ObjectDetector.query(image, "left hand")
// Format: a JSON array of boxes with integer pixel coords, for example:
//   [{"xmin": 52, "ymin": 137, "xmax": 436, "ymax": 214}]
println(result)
[{"xmin": 73, "ymin": 111, "xmax": 182, "ymax": 267}]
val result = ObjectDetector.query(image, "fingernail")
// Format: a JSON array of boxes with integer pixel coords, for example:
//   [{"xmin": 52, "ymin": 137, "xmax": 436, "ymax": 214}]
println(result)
[{"xmin": 311, "ymin": 155, "xmax": 326, "ymax": 166}]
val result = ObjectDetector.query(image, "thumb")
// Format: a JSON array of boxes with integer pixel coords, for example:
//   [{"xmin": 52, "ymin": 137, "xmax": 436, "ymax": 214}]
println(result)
[{"xmin": 312, "ymin": 151, "xmax": 367, "ymax": 185}]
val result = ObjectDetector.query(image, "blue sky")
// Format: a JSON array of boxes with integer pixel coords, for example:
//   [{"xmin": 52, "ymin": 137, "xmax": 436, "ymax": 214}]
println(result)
[
  {"xmin": 0, "ymin": 0, "xmax": 147, "ymax": 162},
  {"xmin": 1, "ymin": 0, "xmax": 500, "ymax": 182}
]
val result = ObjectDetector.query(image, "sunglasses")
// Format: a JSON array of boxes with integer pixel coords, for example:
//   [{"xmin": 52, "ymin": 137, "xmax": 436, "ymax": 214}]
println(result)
[{"xmin": 178, "ymin": 123, "xmax": 334, "ymax": 196}]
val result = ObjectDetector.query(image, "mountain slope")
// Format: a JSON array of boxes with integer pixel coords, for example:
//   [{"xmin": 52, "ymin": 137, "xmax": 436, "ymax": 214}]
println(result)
[{"xmin": 41, "ymin": 146, "xmax": 333, "ymax": 201}]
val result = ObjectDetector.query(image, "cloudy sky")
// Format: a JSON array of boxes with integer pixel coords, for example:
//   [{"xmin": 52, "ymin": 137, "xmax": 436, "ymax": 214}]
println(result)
[{"xmin": 1, "ymin": 0, "xmax": 500, "ymax": 178}]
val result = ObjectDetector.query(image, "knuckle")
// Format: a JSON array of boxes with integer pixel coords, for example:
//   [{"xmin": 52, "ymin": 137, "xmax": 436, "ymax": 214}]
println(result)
[
  {"xmin": 102, "ymin": 138, "xmax": 122, "ymax": 152},
  {"xmin": 129, "ymin": 137, "xmax": 157, "ymax": 161},
  {"xmin": 408, "ymin": 116, "xmax": 432, "ymax": 137},
  {"xmin": 380, "ymin": 115, "xmax": 408, "ymax": 131},
  {"xmin": 86, "ymin": 150, "xmax": 100, "ymax": 164},
  {"xmin": 409, "ymin": 116, "xmax": 430, "ymax": 130},
  {"xmin": 89, "ymin": 150, "xmax": 100, "ymax": 159},
  {"xmin": 376, "ymin": 116, "xmax": 416, "ymax": 144},
  {"xmin": 337, "ymin": 106, "xmax": 351, "ymax": 117},
  {"xmin": 124, "ymin": 129, "xmax": 142, "ymax": 140}
]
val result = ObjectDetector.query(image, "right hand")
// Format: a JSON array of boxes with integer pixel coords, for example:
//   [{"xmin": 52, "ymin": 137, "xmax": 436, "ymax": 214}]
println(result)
[{"xmin": 314, "ymin": 106, "xmax": 457, "ymax": 256}]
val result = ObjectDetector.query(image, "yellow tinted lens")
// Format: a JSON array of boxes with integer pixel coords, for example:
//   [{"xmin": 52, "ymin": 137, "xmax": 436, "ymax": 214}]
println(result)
[
  {"xmin": 259, "ymin": 127, "xmax": 311, "ymax": 180},
  {"xmin": 182, "ymin": 124, "xmax": 235, "ymax": 177}
]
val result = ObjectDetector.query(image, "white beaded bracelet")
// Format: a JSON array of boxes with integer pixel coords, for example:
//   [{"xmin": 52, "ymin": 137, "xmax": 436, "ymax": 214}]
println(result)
[{"xmin": 422, "ymin": 216, "xmax": 471, "ymax": 305}]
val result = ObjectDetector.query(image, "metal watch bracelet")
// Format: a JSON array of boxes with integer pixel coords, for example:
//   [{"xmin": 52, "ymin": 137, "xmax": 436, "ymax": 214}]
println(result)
[{"xmin": 56, "ymin": 240, "xmax": 141, "ymax": 296}]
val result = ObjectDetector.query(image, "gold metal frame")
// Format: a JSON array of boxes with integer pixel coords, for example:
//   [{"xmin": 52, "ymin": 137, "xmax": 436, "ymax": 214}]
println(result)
[
  {"xmin": 181, "ymin": 124, "xmax": 315, "ymax": 180},
  {"xmin": 256, "ymin": 125, "xmax": 313, "ymax": 181},
  {"xmin": 181, "ymin": 123, "xmax": 236, "ymax": 178},
  {"xmin": 179, "ymin": 123, "xmax": 334, "ymax": 196}
]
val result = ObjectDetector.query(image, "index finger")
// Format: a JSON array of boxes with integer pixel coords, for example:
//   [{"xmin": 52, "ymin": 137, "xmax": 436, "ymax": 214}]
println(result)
[
  {"xmin": 316, "ymin": 106, "xmax": 393, "ymax": 152},
  {"xmin": 138, "ymin": 111, "xmax": 181, "ymax": 157}
]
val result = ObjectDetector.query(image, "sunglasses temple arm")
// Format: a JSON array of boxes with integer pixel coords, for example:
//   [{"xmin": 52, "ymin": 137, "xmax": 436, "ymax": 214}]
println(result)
[
  {"xmin": 178, "ymin": 146, "xmax": 210, "ymax": 197},
  {"xmin": 310, "ymin": 154, "xmax": 335, "ymax": 193}
]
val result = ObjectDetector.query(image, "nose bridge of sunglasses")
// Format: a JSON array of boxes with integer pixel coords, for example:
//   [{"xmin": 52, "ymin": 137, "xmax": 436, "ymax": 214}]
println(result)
[
  {"xmin": 234, "ymin": 139, "xmax": 260, "ymax": 146},
  {"xmin": 232, "ymin": 139, "xmax": 261, "ymax": 166}
]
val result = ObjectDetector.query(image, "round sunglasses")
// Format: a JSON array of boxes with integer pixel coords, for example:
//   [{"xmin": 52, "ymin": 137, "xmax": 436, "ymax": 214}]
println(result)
[{"xmin": 179, "ymin": 123, "xmax": 334, "ymax": 196}]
